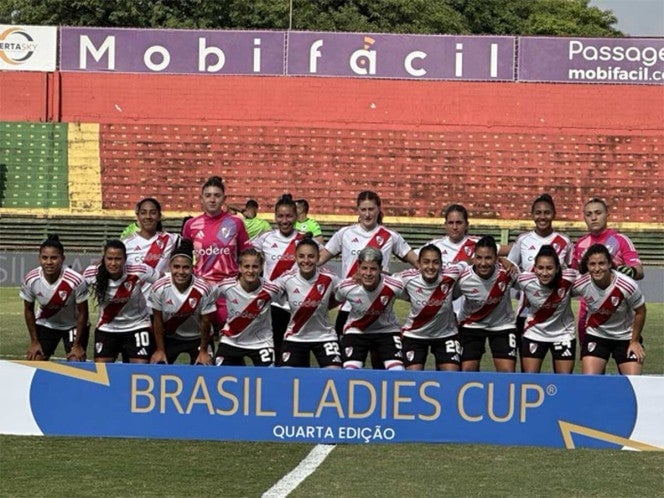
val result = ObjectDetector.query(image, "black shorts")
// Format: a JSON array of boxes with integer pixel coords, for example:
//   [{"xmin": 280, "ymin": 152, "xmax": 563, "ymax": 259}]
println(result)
[
  {"xmin": 37, "ymin": 324, "xmax": 90, "ymax": 359},
  {"xmin": 215, "ymin": 342, "xmax": 274, "ymax": 366},
  {"xmin": 582, "ymin": 335, "xmax": 643, "ymax": 364},
  {"xmin": 402, "ymin": 335, "xmax": 462, "ymax": 367},
  {"xmin": 459, "ymin": 326, "xmax": 517, "ymax": 362},
  {"xmin": 94, "ymin": 328, "xmax": 154, "ymax": 361},
  {"xmin": 522, "ymin": 337, "xmax": 576, "ymax": 361},
  {"xmin": 281, "ymin": 340, "xmax": 342, "ymax": 368},
  {"xmin": 341, "ymin": 333, "xmax": 403, "ymax": 365},
  {"xmin": 165, "ymin": 336, "xmax": 207, "ymax": 365}
]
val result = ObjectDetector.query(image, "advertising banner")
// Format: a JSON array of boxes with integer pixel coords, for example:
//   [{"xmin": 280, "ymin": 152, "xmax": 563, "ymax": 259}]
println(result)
[
  {"xmin": 518, "ymin": 36, "xmax": 664, "ymax": 84},
  {"xmin": 1, "ymin": 361, "xmax": 662, "ymax": 449},
  {"xmin": 0, "ymin": 25, "xmax": 57, "ymax": 71},
  {"xmin": 287, "ymin": 32, "xmax": 515, "ymax": 80},
  {"xmin": 59, "ymin": 27, "xmax": 286, "ymax": 75}
]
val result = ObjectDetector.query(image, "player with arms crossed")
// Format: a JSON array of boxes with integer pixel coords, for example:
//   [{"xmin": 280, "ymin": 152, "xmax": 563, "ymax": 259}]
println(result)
[
  {"xmin": 205, "ymin": 248, "xmax": 281, "ymax": 367},
  {"xmin": 572, "ymin": 243, "xmax": 646, "ymax": 375},
  {"xmin": 149, "ymin": 239, "xmax": 217, "ymax": 365},
  {"xmin": 273, "ymin": 237, "xmax": 341, "ymax": 368},
  {"xmin": 84, "ymin": 240, "xmax": 159, "ymax": 363},
  {"xmin": 334, "ymin": 247, "xmax": 405, "ymax": 370},
  {"xmin": 182, "ymin": 176, "xmax": 252, "ymax": 329},
  {"xmin": 516, "ymin": 245, "xmax": 577, "ymax": 374},
  {"xmin": 20, "ymin": 235, "xmax": 89, "ymax": 361},
  {"xmin": 455, "ymin": 236, "xmax": 519, "ymax": 373},
  {"xmin": 395, "ymin": 244, "xmax": 463, "ymax": 371}
]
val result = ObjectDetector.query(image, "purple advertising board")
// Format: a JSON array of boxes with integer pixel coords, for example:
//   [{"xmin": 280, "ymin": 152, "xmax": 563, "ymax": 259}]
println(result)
[
  {"xmin": 287, "ymin": 32, "xmax": 515, "ymax": 81},
  {"xmin": 59, "ymin": 27, "xmax": 286, "ymax": 75},
  {"xmin": 518, "ymin": 37, "xmax": 664, "ymax": 85}
]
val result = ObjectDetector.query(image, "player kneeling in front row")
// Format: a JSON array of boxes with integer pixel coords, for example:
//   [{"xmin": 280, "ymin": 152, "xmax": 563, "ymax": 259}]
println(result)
[
  {"xmin": 149, "ymin": 239, "xmax": 217, "ymax": 365},
  {"xmin": 273, "ymin": 237, "xmax": 342, "ymax": 368},
  {"xmin": 395, "ymin": 244, "xmax": 463, "ymax": 371},
  {"xmin": 334, "ymin": 247, "xmax": 404, "ymax": 370},
  {"xmin": 197, "ymin": 248, "xmax": 280, "ymax": 367},
  {"xmin": 21, "ymin": 234, "xmax": 90, "ymax": 361}
]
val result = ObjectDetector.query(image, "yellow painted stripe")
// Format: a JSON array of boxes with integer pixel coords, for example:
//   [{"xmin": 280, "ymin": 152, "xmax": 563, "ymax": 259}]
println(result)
[
  {"xmin": 68, "ymin": 123, "xmax": 102, "ymax": 212},
  {"xmin": 0, "ymin": 208, "xmax": 662, "ymax": 232}
]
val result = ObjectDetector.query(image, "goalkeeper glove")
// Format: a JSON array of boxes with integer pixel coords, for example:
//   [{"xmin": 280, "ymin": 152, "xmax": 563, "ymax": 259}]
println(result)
[{"xmin": 617, "ymin": 265, "xmax": 636, "ymax": 278}]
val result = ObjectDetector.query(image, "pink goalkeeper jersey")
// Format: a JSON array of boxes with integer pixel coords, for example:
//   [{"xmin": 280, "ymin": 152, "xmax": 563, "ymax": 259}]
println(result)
[
  {"xmin": 571, "ymin": 229, "xmax": 641, "ymax": 270},
  {"xmin": 182, "ymin": 212, "xmax": 252, "ymax": 284}
]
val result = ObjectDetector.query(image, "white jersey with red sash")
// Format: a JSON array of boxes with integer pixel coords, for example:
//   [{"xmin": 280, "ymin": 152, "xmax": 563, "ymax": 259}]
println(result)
[
  {"xmin": 274, "ymin": 268, "xmax": 339, "ymax": 342},
  {"xmin": 396, "ymin": 266, "xmax": 461, "ymax": 340},
  {"xmin": 84, "ymin": 263, "xmax": 158, "ymax": 333},
  {"xmin": 20, "ymin": 267, "xmax": 88, "ymax": 330},
  {"xmin": 123, "ymin": 231, "xmax": 179, "ymax": 274},
  {"xmin": 571, "ymin": 271, "xmax": 644, "ymax": 341},
  {"xmin": 423, "ymin": 235, "xmax": 481, "ymax": 267},
  {"xmin": 517, "ymin": 269, "xmax": 577, "ymax": 342},
  {"xmin": 456, "ymin": 265, "xmax": 516, "ymax": 331},
  {"xmin": 217, "ymin": 277, "xmax": 281, "ymax": 349},
  {"xmin": 508, "ymin": 230, "xmax": 573, "ymax": 317},
  {"xmin": 149, "ymin": 275, "xmax": 217, "ymax": 340},
  {"xmin": 335, "ymin": 275, "xmax": 403, "ymax": 335}
]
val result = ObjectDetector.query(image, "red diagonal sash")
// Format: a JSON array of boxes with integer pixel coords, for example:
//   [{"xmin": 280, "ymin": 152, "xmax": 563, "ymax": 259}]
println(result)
[
  {"xmin": 346, "ymin": 227, "xmax": 391, "ymax": 278},
  {"xmin": 143, "ymin": 233, "xmax": 171, "ymax": 268},
  {"xmin": 524, "ymin": 278, "xmax": 573, "ymax": 331},
  {"xmin": 287, "ymin": 274, "xmax": 333, "ymax": 337},
  {"xmin": 38, "ymin": 279, "xmax": 74, "ymax": 320},
  {"xmin": 164, "ymin": 287, "xmax": 204, "ymax": 335},
  {"xmin": 587, "ymin": 286, "xmax": 624, "ymax": 329},
  {"xmin": 99, "ymin": 274, "xmax": 139, "ymax": 327},
  {"xmin": 345, "ymin": 284, "xmax": 395, "ymax": 332},
  {"xmin": 269, "ymin": 233, "xmax": 303, "ymax": 280},
  {"xmin": 461, "ymin": 271, "xmax": 511, "ymax": 326},
  {"xmin": 407, "ymin": 277, "xmax": 455, "ymax": 331},
  {"xmin": 451, "ymin": 238, "xmax": 476, "ymax": 264},
  {"xmin": 223, "ymin": 289, "xmax": 273, "ymax": 337}
]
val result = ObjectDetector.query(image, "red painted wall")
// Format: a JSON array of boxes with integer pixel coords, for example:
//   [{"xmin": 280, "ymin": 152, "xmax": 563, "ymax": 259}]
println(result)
[{"xmin": 1, "ymin": 71, "xmax": 662, "ymax": 222}]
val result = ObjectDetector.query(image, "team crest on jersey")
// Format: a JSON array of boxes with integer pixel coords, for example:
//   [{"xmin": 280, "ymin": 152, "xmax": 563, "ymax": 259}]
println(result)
[
  {"xmin": 380, "ymin": 296, "xmax": 389, "ymax": 305},
  {"xmin": 376, "ymin": 236, "xmax": 384, "ymax": 246},
  {"xmin": 95, "ymin": 342, "xmax": 103, "ymax": 353},
  {"xmin": 553, "ymin": 242, "xmax": 560, "ymax": 251},
  {"xmin": 317, "ymin": 284, "xmax": 325, "ymax": 294},
  {"xmin": 221, "ymin": 227, "xmax": 230, "ymax": 238},
  {"xmin": 440, "ymin": 283, "xmax": 449, "ymax": 294},
  {"xmin": 282, "ymin": 352, "xmax": 291, "ymax": 363},
  {"xmin": 406, "ymin": 350, "xmax": 415, "ymax": 362},
  {"xmin": 529, "ymin": 343, "xmax": 538, "ymax": 354},
  {"xmin": 345, "ymin": 347, "xmax": 353, "ymax": 357},
  {"xmin": 498, "ymin": 281, "xmax": 506, "ymax": 291},
  {"xmin": 557, "ymin": 288, "xmax": 567, "ymax": 298},
  {"xmin": 58, "ymin": 290, "xmax": 68, "ymax": 301},
  {"xmin": 611, "ymin": 296, "xmax": 620, "ymax": 306},
  {"xmin": 257, "ymin": 299, "xmax": 266, "ymax": 309},
  {"xmin": 157, "ymin": 239, "xmax": 164, "ymax": 249},
  {"xmin": 124, "ymin": 281, "xmax": 134, "ymax": 291},
  {"xmin": 587, "ymin": 342, "xmax": 596, "ymax": 353},
  {"xmin": 464, "ymin": 246, "xmax": 472, "ymax": 256},
  {"xmin": 188, "ymin": 298, "xmax": 198, "ymax": 308}
]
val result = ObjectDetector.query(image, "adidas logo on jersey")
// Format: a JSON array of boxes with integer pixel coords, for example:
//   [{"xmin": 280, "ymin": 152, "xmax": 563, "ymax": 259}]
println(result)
[
  {"xmin": 294, "ymin": 288, "xmax": 301, "ymax": 294},
  {"xmin": 166, "ymin": 299, "xmax": 174, "ymax": 305},
  {"xmin": 351, "ymin": 237, "xmax": 359, "ymax": 243},
  {"xmin": 137, "ymin": 348, "xmax": 148, "ymax": 356},
  {"xmin": 195, "ymin": 230, "xmax": 205, "ymax": 239},
  {"xmin": 471, "ymin": 288, "xmax": 480, "ymax": 294},
  {"xmin": 134, "ymin": 245, "xmax": 142, "ymax": 251},
  {"xmin": 271, "ymin": 243, "xmax": 279, "ymax": 248},
  {"xmin": 561, "ymin": 349, "xmax": 572, "ymax": 357}
]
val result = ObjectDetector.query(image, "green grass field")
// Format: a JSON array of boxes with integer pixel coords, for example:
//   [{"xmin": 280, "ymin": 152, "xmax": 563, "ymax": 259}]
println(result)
[{"xmin": 1, "ymin": 286, "xmax": 662, "ymax": 497}]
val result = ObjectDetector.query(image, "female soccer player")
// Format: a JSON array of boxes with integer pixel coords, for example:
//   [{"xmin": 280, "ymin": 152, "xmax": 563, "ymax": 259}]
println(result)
[
  {"xmin": 84, "ymin": 240, "xmax": 159, "ymax": 363},
  {"xmin": 571, "ymin": 197, "xmax": 644, "ymax": 346},
  {"xmin": 572, "ymin": 243, "xmax": 646, "ymax": 375},
  {"xmin": 508, "ymin": 194, "xmax": 573, "ymax": 359},
  {"xmin": 516, "ymin": 245, "xmax": 577, "ymax": 374},
  {"xmin": 20, "ymin": 235, "xmax": 89, "ymax": 361},
  {"xmin": 396, "ymin": 244, "xmax": 463, "ymax": 371},
  {"xmin": 295, "ymin": 198, "xmax": 324, "ymax": 243},
  {"xmin": 149, "ymin": 239, "xmax": 217, "ymax": 365},
  {"xmin": 334, "ymin": 247, "xmax": 405, "ymax": 370},
  {"xmin": 181, "ymin": 176, "xmax": 252, "ymax": 327},
  {"xmin": 455, "ymin": 235, "xmax": 518, "ymax": 373},
  {"xmin": 252, "ymin": 194, "xmax": 305, "ymax": 361},
  {"xmin": 273, "ymin": 237, "xmax": 341, "ymax": 368},
  {"xmin": 211, "ymin": 248, "xmax": 281, "ymax": 366},
  {"xmin": 318, "ymin": 190, "xmax": 417, "ymax": 336}
]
